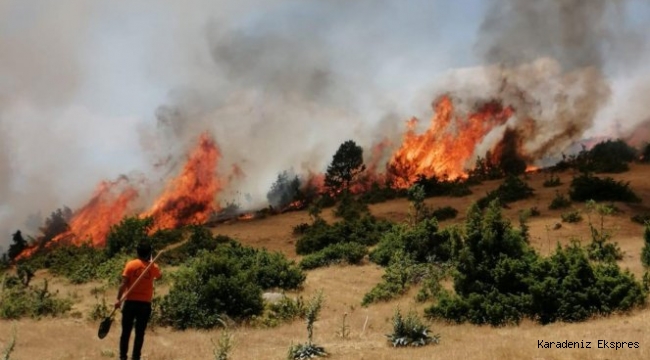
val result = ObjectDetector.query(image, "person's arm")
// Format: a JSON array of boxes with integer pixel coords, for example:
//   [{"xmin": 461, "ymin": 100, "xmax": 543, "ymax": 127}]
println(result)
[{"xmin": 114, "ymin": 276, "xmax": 129, "ymax": 309}]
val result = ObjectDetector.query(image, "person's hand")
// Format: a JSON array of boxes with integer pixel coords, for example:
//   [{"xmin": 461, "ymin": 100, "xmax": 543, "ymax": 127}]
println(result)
[{"xmin": 114, "ymin": 300, "xmax": 122, "ymax": 310}]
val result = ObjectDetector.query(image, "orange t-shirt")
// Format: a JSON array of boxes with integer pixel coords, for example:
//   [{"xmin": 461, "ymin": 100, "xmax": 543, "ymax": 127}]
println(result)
[{"xmin": 122, "ymin": 259, "xmax": 161, "ymax": 303}]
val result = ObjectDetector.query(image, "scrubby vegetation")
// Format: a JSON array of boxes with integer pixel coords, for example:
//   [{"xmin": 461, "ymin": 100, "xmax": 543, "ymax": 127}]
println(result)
[
  {"xmin": 425, "ymin": 201, "xmax": 646, "ymax": 326},
  {"xmin": 299, "ymin": 242, "xmax": 367, "ymax": 270},
  {"xmin": 543, "ymin": 174, "xmax": 562, "ymax": 187},
  {"xmin": 561, "ymin": 210, "xmax": 583, "ymax": 223},
  {"xmin": 548, "ymin": 192, "xmax": 571, "ymax": 210},
  {"xmin": 295, "ymin": 215, "xmax": 392, "ymax": 255},
  {"xmin": 0, "ymin": 276, "xmax": 72, "ymax": 320},
  {"xmin": 159, "ymin": 238, "xmax": 305, "ymax": 329},
  {"xmin": 554, "ymin": 140, "xmax": 638, "ymax": 174},
  {"xmin": 287, "ymin": 291, "xmax": 327, "ymax": 360},
  {"xmin": 477, "ymin": 175, "xmax": 534, "ymax": 208},
  {"xmin": 569, "ymin": 173, "xmax": 641, "ymax": 203},
  {"xmin": 369, "ymin": 220, "xmax": 460, "ymax": 267},
  {"xmin": 387, "ymin": 308, "xmax": 439, "ymax": 347}
]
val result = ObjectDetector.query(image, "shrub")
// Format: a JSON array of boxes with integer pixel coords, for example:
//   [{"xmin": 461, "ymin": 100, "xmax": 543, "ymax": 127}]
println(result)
[
  {"xmin": 642, "ymin": 224, "xmax": 650, "ymax": 268},
  {"xmin": 529, "ymin": 242, "xmax": 644, "ymax": 324},
  {"xmin": 333, "ymin": 191, "xmax": 369, "ymax": 221},
  {"xmin": 162, "ymin": 227, "xmax": 229, "ymax": 266},
  {"xmin": 358, "ymin": 180, "xmax": 402, "ymax": 204},
  {"xmin": 363, "ymin": 251, "xmax": 438, "ymax": 306},
  {"xmin": 583, "ymin": 140, "xmax": 637, "ymax": 173},
  {"xmin": 632, "ymin": 213, "xmax": 650, "ymax": 225},
  {"xmin": 429, "ymin": 206, "xmax": 458, "ymax": 221},
  {"xmin": 292, "ymin": 223, "xmax": 310, "ymax": 235},
  {"xmin": 426, "ymin": 202, "xmax": 646, "ymax": 326},
  {"xmin": 259, "ymin": 296, "xmax": 306, "ymax": 327},
  {"xmin": 569, "ymin": 174, "xmax": 641, "ymax": 203},
  {"xmin": 561, "ymin": 210, "xmax": 583, "ymax": 223},
  {"xmin": 295, "ymin": 216, "xmax": 392, "ymax": 255},
  {"xmin": 413, "ymin": 175, "xmax": 472, "ymax": 198},
  {"xmin": 477, "ymin": 175, "xmax": 534, "ymax": 208},
  {"xmin": 105, "ymin": 216, "xmax": 154, "ymax": 257},
  {"xmin": 387, "ymin": 308, "xmax": 440, "ymax": 347},
  {"xmin": 160, "ymin": 241, "xmax": 305, "ymax": 329},
  {"xmin": 549, "ymin": 192, "xmax": 571, "ymax": 210},
  {"xmin": 299, "ymin": 243, "xmax": 367, "ymax": 270},
  {"xmin": 287, "ymin": 291, "xmax": 327, "ymax": 360},
  {"xmin": 543, "ymin": 174, "xmax": 562, "ymax": 187},
  {"xmin": 0, "ymin": 278, "xmax": 72, "ymax": 320},
  {"xmin": 369, "ymin": 220, "xmax": 460, "ymax": 267},
  {"xmin": 585, "ymin": 201, "xmax": 623, "ymax": 263}
]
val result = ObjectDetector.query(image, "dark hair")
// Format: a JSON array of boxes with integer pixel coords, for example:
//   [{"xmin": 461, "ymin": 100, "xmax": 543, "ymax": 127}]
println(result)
[{"xmin": 136, "ymin": 243, "xmax": 153, "ymax": 259}]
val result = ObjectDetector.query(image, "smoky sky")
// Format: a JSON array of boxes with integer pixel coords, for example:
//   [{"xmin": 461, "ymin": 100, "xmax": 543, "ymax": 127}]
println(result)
[{"xmin": 1, "ymin": 0, "xmax": 649, "ymax": 250}]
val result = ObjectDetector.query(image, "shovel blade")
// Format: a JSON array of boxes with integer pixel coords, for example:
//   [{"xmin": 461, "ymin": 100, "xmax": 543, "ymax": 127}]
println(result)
[{"xmin": 98, "ymin": 316, "xmax": 113, "ymax": 339}]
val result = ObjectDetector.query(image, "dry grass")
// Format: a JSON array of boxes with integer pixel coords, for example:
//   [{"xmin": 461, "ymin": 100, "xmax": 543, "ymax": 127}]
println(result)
[{"xmin": 3, "ymin": 165, "xmax": 650, "ymax": 359}]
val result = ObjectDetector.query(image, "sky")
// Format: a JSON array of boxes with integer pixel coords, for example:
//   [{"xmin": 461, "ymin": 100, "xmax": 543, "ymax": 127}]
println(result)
[{"xmin": 1, "ymin": 0, "xmax": 650, "ymax": 249}]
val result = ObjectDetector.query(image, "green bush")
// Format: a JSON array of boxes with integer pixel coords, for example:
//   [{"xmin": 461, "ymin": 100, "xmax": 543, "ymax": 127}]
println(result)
[
  {"xmin": 583, "ymin": 140, "xmax": 637, "ymax": 173},
  {"xmin": 358, "ymin": 180, "xmax": 402, "ymax": 204},
  {"xmin": 0, "ymin": 278, "xmax": 72, "ymax": 320},
  {"xmin": 162, "ymin": 226, "xmax": 230, "ymax": 266},
  {"xmin": 632, "ymin": 213, "xmax": 650, "ymax": 225},
  {"xmin": 429, "ymin": 206, "xmax": 458, "ymax": 221},
  {"xmin": 287, "ymin": 291, "xmax": 327, "ymax": 360},
  {"xmin": 543, "ymin": 174, "xmax": 562, "ymax": 187},
  {"xmin": 370, "ymin": 220, "xmax": 461, "ymax": 267},
  {"xmin": 549, "ymin": 192, "xmax": 571, "ymax": 210},
  {"xmin": 569, "ymin": 174, "xmax": 641, "ymax": 203},
  {"xmin": 259, "ymin": 296, "xmax": 306, "ymax": 327},
  {"xmin": 333, "ymin": 191, "xmax": 369, "ymax": 221},
  {"xmin": 295, "ymin": 216, "xmax": 392, "ymax": 255},
  {"xmin": 425, "ymin": 202, "xmax": 646, "ymax": 326},
  {"xmin": 159, "ymin": 241, "xmax": 305, "ymax": 329},
  {"xmin": 299, "ymin": 242, "xmax": 367, "ymax": 270},
  {"xmin": 363, "ymin": 252, "xmax": 435, "ymax": 306},
  {"xmin": 387, "ymin": 308, "xmax": 439, "ymax": 347},
  {"xmin": 561, "ymin": 210, "xmax": 583, "ymax": 223},
  {"xmin": 477, "ymin": 175, "xmax": 534, "ymax": 208},
  {"xmin": 414, "ymin": 175, "xmax": 472, "ymax": 198},
  {"xmin": 642, "ymin": 224, "xmax": 650, "ymax": 268},
  {"xmin": 529, "ymin": 242, "xmax": 644, "ymax": 324},
  {"xmin": 105, "ymin": 216, "xmax": 154, "ymax": 257}
]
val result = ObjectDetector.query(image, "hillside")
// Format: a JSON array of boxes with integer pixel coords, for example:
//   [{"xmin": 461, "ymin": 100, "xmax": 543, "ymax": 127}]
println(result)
[{"xmin": 2, "ymin": 165, "xmax": 650, "ymax": 359}]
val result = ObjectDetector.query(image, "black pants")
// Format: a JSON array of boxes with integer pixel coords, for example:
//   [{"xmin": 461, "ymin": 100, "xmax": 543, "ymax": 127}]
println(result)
[{"xmin": 120, "ymin": 300, "xmax": 152, "ymax": 360}]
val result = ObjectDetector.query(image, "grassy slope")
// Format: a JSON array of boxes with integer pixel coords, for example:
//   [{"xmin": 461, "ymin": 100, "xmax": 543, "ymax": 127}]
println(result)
[{"xmin": 3, "ymin": 164, "xmax": 650, "ymax": 359}]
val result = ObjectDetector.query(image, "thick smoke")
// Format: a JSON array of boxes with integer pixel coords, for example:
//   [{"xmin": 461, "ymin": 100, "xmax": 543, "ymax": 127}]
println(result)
[
  {"xmin": 1, "ymin": 0, "xmax": 649, "ymax": 250},
  {"xmin": 463, "ymin": 0, "xmax": 646, "ymax": 163}
]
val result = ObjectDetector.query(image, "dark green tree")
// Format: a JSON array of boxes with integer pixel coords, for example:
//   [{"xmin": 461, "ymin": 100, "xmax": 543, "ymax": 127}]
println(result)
[
  {"xmin": 7, "ymin": 230, "xmax": 27, "ymax": 260},
  {"xmin": 267, "ymin": 170, "xmax": 301, "ymax": 210},
  {"xmin": 642, "ymin": 223, "xmax": 650, "ymax": 268},
  {"xmin": 324, "ymin": 140, "xmax": 365, "ymax": 194},
  {"xmin": 105, "ymin": 216, "xmax": 154, "ymax": 257}
]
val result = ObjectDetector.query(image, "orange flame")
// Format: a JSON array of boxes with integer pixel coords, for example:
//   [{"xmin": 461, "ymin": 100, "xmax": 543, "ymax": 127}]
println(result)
[
  {"xmin": 388, "ymin": 95, "xmax": 514, "ymax": 188},
  {"xmin": 16, "ymin": 178, "xmax": 138, "ymax": 259},
  {"xmin": 143, "ymin": 132, "xmax": 222, "ymax": 231}
]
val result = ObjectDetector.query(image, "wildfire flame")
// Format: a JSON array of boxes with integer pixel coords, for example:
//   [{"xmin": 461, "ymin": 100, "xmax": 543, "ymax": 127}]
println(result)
[
  {"xmin": 16, "ymin": 177, "xmax": 138, "ymax": 259},
  {"xmin": 143, "ymin": 132, "xmax": 222, "ymax": 231},
  {"xmin": 388, "ymin": 95, "xmax": 514, "ymax": 187}
]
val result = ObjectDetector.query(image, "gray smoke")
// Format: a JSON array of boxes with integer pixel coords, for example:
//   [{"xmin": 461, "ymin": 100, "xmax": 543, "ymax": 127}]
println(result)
[
  {"xmin": 1, "ymin": 0, "xmax": 649, "ymax": 252},
  {"xmin": 463, "ymin": 0, "xmax": 647, "ymax": 162}
]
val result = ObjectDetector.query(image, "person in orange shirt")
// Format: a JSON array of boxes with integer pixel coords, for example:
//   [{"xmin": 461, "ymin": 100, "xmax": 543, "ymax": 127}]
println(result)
[{"xmin": 115, "ymin": 243, "xmax": 162, "ymax": 360}]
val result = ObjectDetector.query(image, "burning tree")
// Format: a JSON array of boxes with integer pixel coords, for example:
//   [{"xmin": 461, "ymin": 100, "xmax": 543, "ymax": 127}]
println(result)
[
  {"xmin": 267, "ymin": 170, "xmax": 301, "ymax": 210},
  {"xmin": 324, "ymin": 140, "xmax": 366, "ymax": 195}
]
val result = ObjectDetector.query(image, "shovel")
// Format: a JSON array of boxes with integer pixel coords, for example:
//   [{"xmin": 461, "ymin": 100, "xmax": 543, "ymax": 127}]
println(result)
[{"xmin": 98, "ymin": 250, "xmax": 165, "ymax": 339}]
